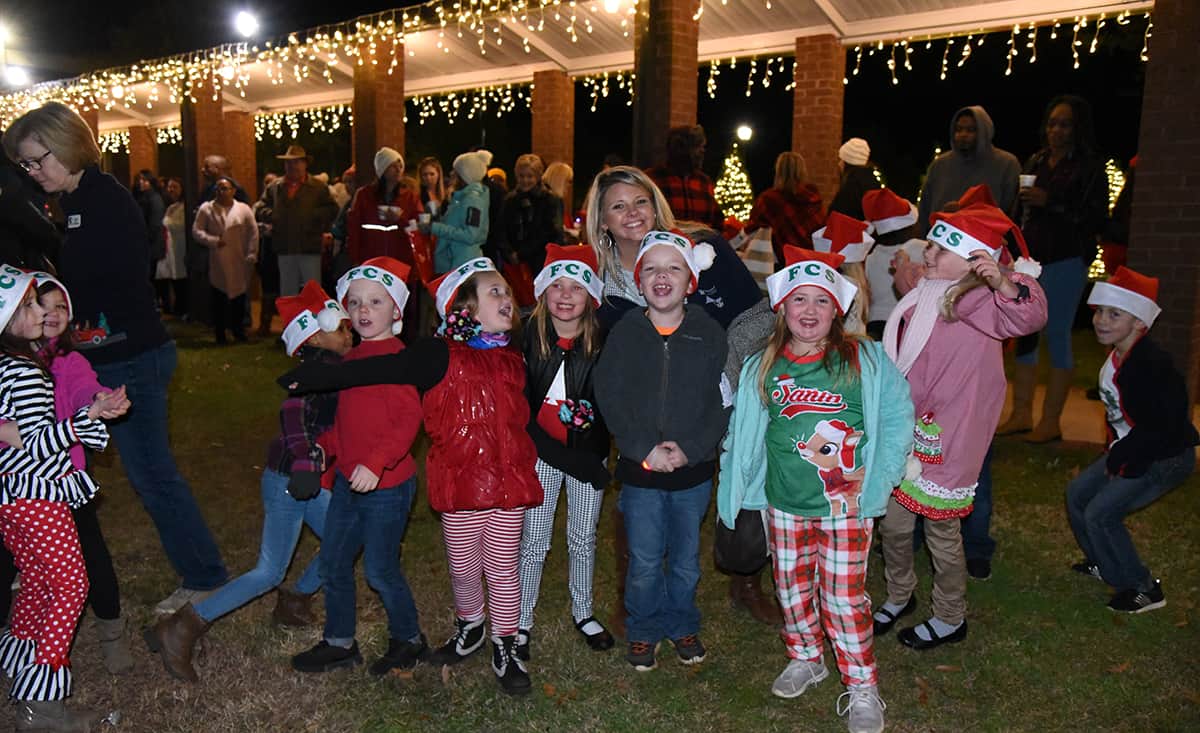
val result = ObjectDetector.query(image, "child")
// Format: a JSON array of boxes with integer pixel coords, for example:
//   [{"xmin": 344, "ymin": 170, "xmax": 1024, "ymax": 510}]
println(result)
[
  {"xmin": 0, "ymin": 264, "xmax": 127, "ymax": 727},
  {"xmin": 861, "ymin": 189, "xmax": 922, "ymax": 341},
  {"xmin": 875, "ymin": 204, "xmax": 1047, "ymax": 650},
  {"xmin": 518, "ymin": 244, "xmax": 613, "ymax": 660},
  {"xmin": 145, "ymin": 280, "xmax": 352, "ymax": 681},
  {"xmin": 593, "ymin": 230, "xmax": 729, "ymax": 671},
  {"xmin": 290, "ymin": 257, "xmax": 429, "ymax": 678},
  {"xmin": 279, "ymin": 257, "xmax": 542, "ymax": 695},
  {"xmin": 812, "ymin": 212, "xmax": 873, "ymax": 335},
  {"xmin": 1068, "ymin": 267, "xmax": 1198, "ymax": 613},
  {"xmin": 720, "ymin": 246, "xmax": 912, "ymax": 733}
]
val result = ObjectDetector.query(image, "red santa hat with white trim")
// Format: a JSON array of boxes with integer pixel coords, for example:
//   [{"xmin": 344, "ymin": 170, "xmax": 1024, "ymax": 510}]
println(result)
[
  {"xmin": 276, "ymin": 280, "xmax": 350, "ymax": 356},
  {"xmin": 632, "ymin": 230, "xmax": 716, "ymax": 291},
  {"xmin": 0, "ymin": 264, "xmax": 38, "ymax": 335},
  {"xmin": 426, "ymin": 256, "xmax": 499, "ymax": 319},
  {"xmin": 861, "ymin": 189, "xmax": 918, "ymax": 235},
  {"xmin": 765, "ymin": 245, "xmax": 858, "ymax": 315},
  {"xmin": 926, "ymin": 203, "xmax": 1042, "ymax": 278},
  {"xmin": 336, "ymin": 256, "xmax": 412, "ymax": 335},
  {"xmin": 32, "ymin": 271, "xmax": 72, "ymax": 320},
  {"xmin": 812, "ymin": 212, "xmax": 874, "ymax": 263},
  {"xmin": 956, "ymin": 183, "xmax": 997, "ymax": 209},
  {"xmin": 1087, "ymin": 266, "xmax": 1161, "ymax": 327},
  {"xmin": 534, "ymin": 243, "xmax": 603, "ymax": 306},
  {"xmin": 813, "ymin": 419, "xmax": 860, "ymax": 471}
]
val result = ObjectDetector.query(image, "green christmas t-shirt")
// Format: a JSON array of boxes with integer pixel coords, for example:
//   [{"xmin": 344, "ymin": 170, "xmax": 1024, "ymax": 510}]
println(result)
[{"xmin": 764, "ymin": 347, "xmax": 867, "ymax": 518}]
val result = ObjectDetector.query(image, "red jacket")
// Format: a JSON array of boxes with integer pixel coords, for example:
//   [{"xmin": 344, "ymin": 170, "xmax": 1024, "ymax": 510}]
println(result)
[
  {"xmin": 318, "ymin": 338, "xmax": 422, "ymax": 488},
  {"xmin": 422, "ymin": 341, "xmax": 541, "ymax": 512},
  {"xmin": 346, "ymin": 184, "xmax": 423, "ymax": 266}
]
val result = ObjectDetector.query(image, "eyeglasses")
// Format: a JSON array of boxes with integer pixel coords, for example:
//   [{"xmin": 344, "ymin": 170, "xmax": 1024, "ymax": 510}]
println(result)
[{"xmin": 17, "ymin": 150, "xmax": 53, "ymax": 172}]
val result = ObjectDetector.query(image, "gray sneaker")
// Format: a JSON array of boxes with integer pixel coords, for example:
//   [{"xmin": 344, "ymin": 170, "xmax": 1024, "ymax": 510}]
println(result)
[
  {"xmin": 771, "ymin": 658, "xmax": 829, "ymax": 699},
  {"xmin": 153, "ymin": 587, "xmax": 213, "ymax": 616},
  {"xmin": 838, "ymin": 685, "xmax": 886, "ymax": 733}
]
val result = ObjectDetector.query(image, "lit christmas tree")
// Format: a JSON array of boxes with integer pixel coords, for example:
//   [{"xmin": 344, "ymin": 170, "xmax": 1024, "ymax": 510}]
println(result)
[{"xmin": 715, "ymin": 142, "xmax": 753, "ymax": 221}]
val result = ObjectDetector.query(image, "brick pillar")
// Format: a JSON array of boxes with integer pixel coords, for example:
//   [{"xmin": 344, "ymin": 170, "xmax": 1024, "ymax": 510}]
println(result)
[
  {"xmin": 1127, "ymin": 0, "xmax": 1200, "ymax": 408},
  {"xmin": 128, "ymin": 126, "xmax": 158, "ymax": 183},
  {"xmin": 792, "ymin": 35, "xmax": 845, "ymax": 205},
  {"xmin": 631, "ymin": 0, "xmax": 700, "ymax": 169},
  {"xmin": 352, "ymin": 40, "xmax": 406, "ymax": 187},
  {"xmin": 223, "ymin": 110, "xmax": 258, "ymax": 200},
  {"xmin": 532, "ymin": 70, "xmax": 575, "ymax": 203},
  {"xmin": 180, "ymin": 91, "xmax": 224, "ymax": 323}
]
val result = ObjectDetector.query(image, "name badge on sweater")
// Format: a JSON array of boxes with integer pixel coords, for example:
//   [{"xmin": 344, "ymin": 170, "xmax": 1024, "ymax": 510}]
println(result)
[{"xmin": 67, "ymin": 214, "xmax": 82, "ymax": 229}]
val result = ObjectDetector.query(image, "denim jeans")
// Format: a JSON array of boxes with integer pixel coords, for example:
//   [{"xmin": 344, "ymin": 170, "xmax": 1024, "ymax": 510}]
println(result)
[
  {"xmin": 92, "ymin": 341, "xmax": 227, "ymax": 590},
  {"xmin": 961, "ymin": 445, "xmax": 996, "ymax": 562},
  {"xmin": 1066, "ymin": 449, "xmax": 1195, "ymax": 591},
  {"xmin": 618, "ymin": 481, "xmax": 712, "ymax": 643},
  {"xmin": 320, "ymin": 473, "xmax": 421, "ymax": 644},
  {"xmin": 1014, "ymin": 256, "xmax": 1087, "ymax": 370},
  {"xmin": 193, "ymin": 469, "xmax": 330, "ymax": 622}
]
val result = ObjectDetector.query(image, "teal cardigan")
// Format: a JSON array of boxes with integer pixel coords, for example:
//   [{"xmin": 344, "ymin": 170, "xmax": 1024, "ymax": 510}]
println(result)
[{"xmin": 717, "ymin": 340, "xmax": 914, "ymax": 526}]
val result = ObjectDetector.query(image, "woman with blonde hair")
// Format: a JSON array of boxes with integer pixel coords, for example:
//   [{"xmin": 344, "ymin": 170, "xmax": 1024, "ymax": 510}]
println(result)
[{"xmin": 745, "ymin": 152, "xmax": 826, "ymax": 264}]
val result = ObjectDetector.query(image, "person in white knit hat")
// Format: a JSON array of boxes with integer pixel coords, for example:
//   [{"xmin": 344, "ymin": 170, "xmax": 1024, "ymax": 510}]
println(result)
[
  {"xmin": 421, "ymin": 150, "xmax": 492, "ymax": 274},
  {"xmin": 829, "ymin": 138, "xmax": 881, "ymax": 221}
]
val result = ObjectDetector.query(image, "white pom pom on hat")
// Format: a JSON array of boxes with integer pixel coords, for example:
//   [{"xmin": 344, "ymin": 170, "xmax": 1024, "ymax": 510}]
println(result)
[{"xmin": 632, "ymin": 230, "xmax": 715, "ymax": 291}]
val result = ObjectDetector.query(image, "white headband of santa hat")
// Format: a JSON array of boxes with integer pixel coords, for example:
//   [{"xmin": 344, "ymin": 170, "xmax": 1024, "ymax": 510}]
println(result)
[
  {"xmin": 534, "ymin": 243, "xmax": 603, "ymax": 306},
  {"xmin": 926, "ymin": 203, "xmax": 1042, "ymax": 278},
  {"xmin": 277, "ymin": 280, "xmax": 350, "ymax": 356},
  {"xmin": 812, "ymin": 212, "xmax": 874, "ymax": 264},
  {"xmin": 861, "ymin": 188, "xmax": 918, "ymax": 235},
  {"xmin": 0, "ymin": 264, "xmax": 38, "ymax": 335},
  {"xmin": 632, "ymin": 229, "xmax": 716, "ymax": 290},
  {"xmin": 1087, "ymin": 266, "xmax": 1162, "ymax": 327},
  {"xmin": 766, "ymin": 245, "xmax": 858, "ymax": 315},
  {"xmin": 426, "ymin": 256, "xmax": 499, "ymax": 319},
  {"xmin": 32, "ymin": 271, "xmax": 71, "ymax": 321},
  {"xmin": 336, "ymin": 256, "xmax": 413, "ymax": 336}
]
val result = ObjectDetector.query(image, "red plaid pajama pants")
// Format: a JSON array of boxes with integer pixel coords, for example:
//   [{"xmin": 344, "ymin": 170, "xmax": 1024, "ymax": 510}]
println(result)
[{"xmin": 768, "ymin": 508, "xmax": 877, "ymax": 687}]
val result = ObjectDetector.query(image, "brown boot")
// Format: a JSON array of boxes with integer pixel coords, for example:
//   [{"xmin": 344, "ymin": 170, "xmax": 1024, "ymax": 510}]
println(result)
[
  {"xmin": 94, "ymin": 615, "xmax": 133, "ymax": 675},
  {"xmin": 610, "ymin": 508, "xmax": 629, "ymax": 640},
  {"xmin": 14, "ymin": 700, "xmax": 101, "ymax": 732},
  {"xmin": 730, "ymin": 571, "xmax": 783, "ymax": 626},
  {"xmin": 143, "ymin": 602, "xmax": 209, "ymax": 683},
  {"xmin": 1027, "ymin": 367, "xmax": 1073, "ymax": 444},
  {"xmin": 272, "ymin": 587, "xmax": 317, "ymax": 627},
  {"xmin": 996, "ymin": 362, "xmax": 1036, "ymax": 435}
]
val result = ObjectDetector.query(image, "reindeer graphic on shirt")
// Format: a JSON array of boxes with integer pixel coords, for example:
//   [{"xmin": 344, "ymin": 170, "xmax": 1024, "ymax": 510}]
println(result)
[{"xmin": 795, "ymin": 419, "xmax": 865, "ymax": 515}]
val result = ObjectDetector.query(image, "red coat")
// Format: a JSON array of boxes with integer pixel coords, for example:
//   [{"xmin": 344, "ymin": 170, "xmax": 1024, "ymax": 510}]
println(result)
[
  {"xmin": 346, "ymin": 184, "xmax": 423, "ymax": 266},
  {"xmin": 422, "ymin": 341, "xmax": 541, "ymax": 512}
]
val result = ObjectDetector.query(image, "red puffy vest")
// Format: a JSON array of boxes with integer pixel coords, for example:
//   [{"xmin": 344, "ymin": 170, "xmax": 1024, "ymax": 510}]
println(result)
[{"xmin": 422, "ymin": 341, "xmax": 541, "ymax": 512}]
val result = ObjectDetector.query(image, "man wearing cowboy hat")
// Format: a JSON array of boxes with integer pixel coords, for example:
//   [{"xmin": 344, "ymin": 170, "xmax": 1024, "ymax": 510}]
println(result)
[{"xmin": 262, "ymin": 145, "xmax": 339, "ymax": 296}]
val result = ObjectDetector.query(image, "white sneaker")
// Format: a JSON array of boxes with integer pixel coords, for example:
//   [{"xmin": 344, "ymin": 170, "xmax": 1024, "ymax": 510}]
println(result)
[
  {"xmin": 153, "ymin": 587, "xmax": 213, "ymax": 616},
  {"xmin": 771, "ymin": 658, "xmax": 829, "ymax": 699},
  {"xmin": 838, "ymin": 685, "xmax": 886, "ymax": 733}
]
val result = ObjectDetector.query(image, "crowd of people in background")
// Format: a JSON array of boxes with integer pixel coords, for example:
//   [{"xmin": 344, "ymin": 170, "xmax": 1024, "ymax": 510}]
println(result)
[{"xmin": 0, "ymin": 94, "xmax": 1192, "ymax": 733}]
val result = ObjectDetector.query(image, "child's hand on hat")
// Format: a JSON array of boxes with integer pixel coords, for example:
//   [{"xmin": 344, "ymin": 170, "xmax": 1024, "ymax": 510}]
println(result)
[
  {"xmin": 349, "ymin": 464, "xmax": 380, "ymax": 493},
  {"xmin": 967, "ymin": 250, "xmax": 1019, "ymax": 298}
]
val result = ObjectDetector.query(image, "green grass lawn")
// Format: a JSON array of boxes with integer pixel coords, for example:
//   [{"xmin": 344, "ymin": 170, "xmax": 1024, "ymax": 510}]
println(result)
[{"xmin": 11, "ymin": 321, "xmax": 1196, "ymax": 732}]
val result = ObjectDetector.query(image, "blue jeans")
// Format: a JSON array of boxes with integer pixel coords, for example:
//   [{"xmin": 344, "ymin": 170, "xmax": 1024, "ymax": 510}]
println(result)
[
  {"xmin": 1066, "ymin": 449, "xmax": 1194, "ymax": 591},
  {"xmin": 92, "ymin": 341, "xmax": 227, "ymax": 590},
  {"xmin": 961, "ymin": 445, "xmax": 996, "ymax": 562},
  {"xmin": 193, "ymin": 469, "xmax": 330, "ymax": 622},
  {"xmin": 1015, "ymin": 256, "xmax": 1087, "ymax": 370},
  {"xmin": 618, "ymin": 481, "xmax": 712, "ymax": 643},
  {"xmin": 320, "ymin": 473, "xmax": 421, "ymax": 644}
]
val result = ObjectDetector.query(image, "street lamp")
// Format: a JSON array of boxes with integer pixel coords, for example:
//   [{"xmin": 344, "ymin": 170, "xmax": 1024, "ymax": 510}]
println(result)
[
  {"xmin": 736, "ymin": 125, "xmax": 753, "ymax": 142},
  {"xmin": 4, "ymin": 65, "xmax": 29, "ymax": 87},
  {"xmin": 234, "ymin": 11, "xmax": 259, "ymax": 38}
]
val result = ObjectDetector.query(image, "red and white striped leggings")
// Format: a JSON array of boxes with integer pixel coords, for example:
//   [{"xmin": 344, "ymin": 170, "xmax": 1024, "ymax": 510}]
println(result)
[{"xmin": 441, "ymin": 508, "xmax": 524, "ymax": 637}]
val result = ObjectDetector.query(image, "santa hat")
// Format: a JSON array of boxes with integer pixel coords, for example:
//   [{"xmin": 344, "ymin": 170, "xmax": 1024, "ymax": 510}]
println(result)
[
  {"xmin": 426, "ymin": 257, "xmax": 499, "ymax": 319},
  {"xmin": 766, "ymin": 246, "xmax": 858, "ymax": 315},
  {"xmin": 838, "ymin": 138, "xmax": 871, "ymax": 167},
  {"xmin": 632, "ymin": 230, "xmax": 716, "ymax": 291},
  {"xmin": 373, "ymin": 147, "xmax": 404, "ymax": 179},
  {"xmin": 1087, "ymin": 266, "xmax": 1161, "ymax": 327},
  {"xmin": 956, "ymin": 184, "xmax": 997, "ymax": 209},
  {"xmin": 276, "ymin": 281, "xmax": 350, "ymax": 356},
  {"xmin": 336, "ymin": 256, "xmax": 412, "ymax": 336},
  {"xmin": 812, "ymin": 212, "xmax": 874, "ymax": 264},
  {"xmin": 861, "ymin": 189, "xmax": 917, "ymax": 235},
  {"xmin": 813, "ymin": 419, "xmax": 860, "ymax": 470},
  {"xmin": 453, "ymin": 151, "xmax": 490, "ymax": 185},
  {"xmin": 534, "ymin": 244, "xmax": 603, "ymax": 306},
  {"xmin": 0, "ymin": 264, "xmax": 38, "ymax": 335},
  {"xmin": 927, "ymin": 203, "xmax": 1042, "ymax": 277},
  {"xmin": 32, "ymin": 271, "xmax": 71, "ymax": 321}
]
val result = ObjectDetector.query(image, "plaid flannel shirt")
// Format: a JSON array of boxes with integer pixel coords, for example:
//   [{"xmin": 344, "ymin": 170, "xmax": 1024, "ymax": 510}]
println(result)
[{"xmin": 645, "ymin": 166, "xmax": 724, "ymax": 229}]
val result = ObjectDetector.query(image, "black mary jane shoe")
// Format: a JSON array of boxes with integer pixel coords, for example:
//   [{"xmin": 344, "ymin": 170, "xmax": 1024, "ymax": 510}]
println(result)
[
  {"xmin": 872, "ymin": 596, "xmax": 916, "ymax": 636},
  {"xmin": 897, "ymin": 619, "xmax": 968, "ymax": 650},
  {"xmin": 575, "ymin": 617, "xmax": 615, "ymax": 651}
]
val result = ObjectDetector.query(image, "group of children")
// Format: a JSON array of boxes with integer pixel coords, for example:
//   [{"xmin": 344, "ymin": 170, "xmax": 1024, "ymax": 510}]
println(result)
[{"xmin": 0, "ymin": 181, "xmax": 1192, "ymax": 732}]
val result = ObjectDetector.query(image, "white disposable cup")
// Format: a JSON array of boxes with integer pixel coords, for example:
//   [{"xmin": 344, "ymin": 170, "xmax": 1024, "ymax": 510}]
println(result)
[{"xmin": 1019, "ymin": 174, "xmax": 1036, "ymax": 189}]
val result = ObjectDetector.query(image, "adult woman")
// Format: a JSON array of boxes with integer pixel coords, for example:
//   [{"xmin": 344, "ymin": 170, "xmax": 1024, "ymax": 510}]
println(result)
[
  {"xmin": 418, "ymin": 156, "xmax": 447, "ymax": 221},
  {"xmin": 543, "ymin": 162, "xmax": 575, "ymax": 229},
  {"xmin": 193, "ymin": 176, "xmax": 259, "ymax": 344},
  {"xmin": 157, "ymin": 177, "xmax": 189, "ymax": 316},
  {"xmin": 499, "ymin": 154, "xmax": 564, "ymax": 272},
  {"xmin": 133, "ymin": 169, "xmax": 166, "ymax": 274},
  {"xmin": 2, "ymin": 102, "xmax": 228, "ymax": 613},
  {"xmin": 745, "ymin": 151, "xmax": 826, "ymax": 263},
  {"xmin": 827, "ymin": 138, "xmax": 881, "ymax": 220},
  {"xmin": 1000, "ymin": 95, "xmax": 1107, "ymax": 443}
]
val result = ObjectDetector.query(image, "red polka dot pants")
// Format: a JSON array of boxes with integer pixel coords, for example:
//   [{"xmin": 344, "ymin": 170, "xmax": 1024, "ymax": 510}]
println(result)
[{"xmin": 0, "ymin": 499, "xmax": 88, "ymax": 700}]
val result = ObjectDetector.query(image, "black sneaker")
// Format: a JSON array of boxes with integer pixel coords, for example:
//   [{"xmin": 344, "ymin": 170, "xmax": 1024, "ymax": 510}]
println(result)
[
  {"xmin": 291, "ymin": 640, "xmax": 362, "ymax": 673},
  {"xmin": 626, "ymin": 641, "xmax": 658, "ymax": 671},
  {"xmin": 491, "ymin": 635, "xmax": 531, "ymax": 696},
  {"xmin": 428, "ymin": 617, "xmax": 487, "ymax": 666},
  {"xmin": 368, "ymin": 635, "xmax": 429, "ymax": 676},
  {"xmin": 515, "ymin": 628, "xmax": 531, "ymax": 662},
  {"xmin": 671, "ymin": 634, "xmax": 706, "ymax": 665},
  {"xmin": 1072, "ymin": 560, "xmax": 1103, "ymax": 580},
  {"xmin": 1107, "ymin": 581, "xmax": 1166, "ymax": 614},
  {"xmin": 966, "ymin": 558, "xmax": 992, "ymax": 581}
]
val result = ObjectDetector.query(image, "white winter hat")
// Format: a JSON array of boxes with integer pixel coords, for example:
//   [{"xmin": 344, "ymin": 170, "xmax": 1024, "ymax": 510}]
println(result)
[
  {"xmin": 838, "ymin": 138, "xmax": 871, "ymax": 166},
  {"xmin": 373, "ymin": 147, "xmax": 404, "ymax": 179},
  {"xmin": 632, "ymin": 230, "xmax": 716, "ymax": 291},
  {"xmin": 453, "ymin": 151, "xmax": 490, "ymax": 185},
  {"xmin": 32, "ymin": 271, "xmax": 72, "ymax": 321}
]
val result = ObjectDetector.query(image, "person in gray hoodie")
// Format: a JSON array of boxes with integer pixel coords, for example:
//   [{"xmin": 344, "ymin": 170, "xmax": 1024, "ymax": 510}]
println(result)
[{"xmin": 917, "ymin": 106, "xmax": 1021, "ymax": 234}]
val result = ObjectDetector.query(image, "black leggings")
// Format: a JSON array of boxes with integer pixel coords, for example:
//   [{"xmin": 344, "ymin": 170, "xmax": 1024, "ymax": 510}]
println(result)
[{"xmin": 0, "ymin": 501, "xmax": 121, "ymax": 622}]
